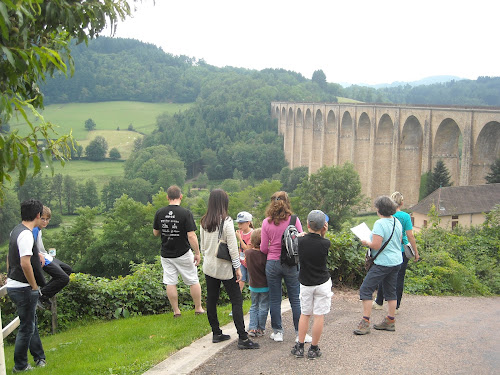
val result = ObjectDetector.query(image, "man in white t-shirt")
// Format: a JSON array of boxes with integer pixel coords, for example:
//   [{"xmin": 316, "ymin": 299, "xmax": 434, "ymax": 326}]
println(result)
[{"xmin": 6, "ymin": 199, "xmax": 47, "ymax": 372}]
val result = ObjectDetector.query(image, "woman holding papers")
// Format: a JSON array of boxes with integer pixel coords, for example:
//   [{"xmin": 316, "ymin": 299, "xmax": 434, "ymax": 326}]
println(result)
[
  {"xmin": 373, "ymin": 192, "xmax": 420, "ymax": 313},
  {"xmin": 353, "ymin": 196, "xmax": 403, "ymax": 335}
]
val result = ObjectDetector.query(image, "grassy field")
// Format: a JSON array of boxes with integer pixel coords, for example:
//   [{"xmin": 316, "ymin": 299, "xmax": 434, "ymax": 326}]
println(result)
[
  {"xmin": 77, "ymin": 130, "xmax": 140, "ymax": 160},
  {"xmin": 3, "ymin": 301, "xmax": 251, "ymax": 375},
  {"xmin": 9, "ymin": 101, "xmax": 193, "ymax": 140}
]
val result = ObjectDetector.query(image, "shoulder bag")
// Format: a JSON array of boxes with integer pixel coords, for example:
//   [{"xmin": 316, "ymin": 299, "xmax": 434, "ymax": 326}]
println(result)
[
  {"xmin": 364, "ymin": 218, "xmax": 396, "ymax": 272},
  {"xmin": 216, "ymin": 217, "xmax": 232, "ymax": 261}
]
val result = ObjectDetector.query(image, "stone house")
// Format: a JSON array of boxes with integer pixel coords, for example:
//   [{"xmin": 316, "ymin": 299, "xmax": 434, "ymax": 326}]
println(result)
[{"xmin": 409, "ymin": 184, "xmax": 500, "ymax": 231}]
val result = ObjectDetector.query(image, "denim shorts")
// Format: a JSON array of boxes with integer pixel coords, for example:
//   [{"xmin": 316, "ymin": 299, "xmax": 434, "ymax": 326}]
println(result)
[
  {"xmin": 359, "ymin": 264, "xmax": 400, "ymax": 301},
  {"xmin": 240, "ymin": 263, "xmax": 248, "ymax": 283}
]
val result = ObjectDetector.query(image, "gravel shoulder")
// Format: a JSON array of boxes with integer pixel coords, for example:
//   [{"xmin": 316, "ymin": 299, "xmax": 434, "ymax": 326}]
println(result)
[{"xmin": 188, "ymin": 289, "xmax": 500, "ymax": 375}]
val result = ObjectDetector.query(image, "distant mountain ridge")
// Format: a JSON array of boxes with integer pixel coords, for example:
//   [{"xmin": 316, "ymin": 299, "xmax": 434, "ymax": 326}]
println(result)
[{"xmin": 340, "ymin": 75, "xmax": 464, "ymax": 88}]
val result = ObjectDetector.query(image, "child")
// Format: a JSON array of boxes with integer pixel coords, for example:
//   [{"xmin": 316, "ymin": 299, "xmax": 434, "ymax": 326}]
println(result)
[
  {"xmin": 33, "ymin": 206, "xmax": 73, "ymax": 309},
  {"xmin": 235, "ymin": 211, "xmax": 254, "ymax": 292},
  {"xmin": 244, "ymin": 228, "xmax": 269, "ymax": 337},
  {"xmin": 291, "ymin": 210, "xmax": 332, "ymax": 360}
]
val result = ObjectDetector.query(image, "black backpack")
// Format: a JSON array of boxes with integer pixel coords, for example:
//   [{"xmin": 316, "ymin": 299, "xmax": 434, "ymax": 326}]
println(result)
[{"xmin": 280, "ymin": 215, "xmax": 299, "ymax": 267}]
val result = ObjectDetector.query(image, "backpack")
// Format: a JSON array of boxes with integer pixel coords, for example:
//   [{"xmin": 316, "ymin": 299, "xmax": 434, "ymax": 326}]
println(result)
[{"xmin": 280, "ymin": 215, "xmax": 299, "ymax": 267}]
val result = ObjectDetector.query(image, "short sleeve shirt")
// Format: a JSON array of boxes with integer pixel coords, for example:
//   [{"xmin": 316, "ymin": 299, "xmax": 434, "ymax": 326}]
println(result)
[
  {"xmin": 393, "ymin": 211, "xmax": 412, "ymax": 251},
  {"xmin": 153, "ymin": 205, "xmax": 197, "ymax": 258},
  {"xmin": 371, "ymin": 217, "xmax": 403, "ymax": 267}
]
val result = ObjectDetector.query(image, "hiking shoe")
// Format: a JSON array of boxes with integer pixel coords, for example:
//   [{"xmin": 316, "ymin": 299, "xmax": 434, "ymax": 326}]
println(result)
[
  {"xmin": 270, "ymin": 331, "xmax": 283, "ymax": 342},
  {"xmin": 295, "ymin": 333, "xmax": 313, "ymax": 343},
  {"xmin": 374, "ymin": 317, "xmax": 395, "ymax": 331},
  {"xmin": 238, "ymin": 338, "xmax": 260, "ymax": 349},
  {"xmin": 212, "ymin": 333, "xmax": 231, "ymax": 343},
  {"xmin": 307, "ymin": 346, "xmax": 322, "ymax": 359},
  {"xmin": 291, "ymin": 343, "xmax": 304, "ymax": 358},
  {"xmin": 353, "ymin": 319, "xmax": 370, "ymax": 335},
  {"xmin": 12, "ymin": 364, "xmax": 34, "ymax": 372},
  {"xmin": 35, "ymin": 359, "xmax": 46, "ymax": 367},
  {"xmin": 372, "ymin": 300, "xmax": 383, "ymax": 310}
]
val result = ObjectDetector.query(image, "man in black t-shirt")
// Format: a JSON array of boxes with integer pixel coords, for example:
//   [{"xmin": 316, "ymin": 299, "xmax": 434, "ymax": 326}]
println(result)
[{"xmin": 153, "ymin": 186, "xmax": 205, "ymax": 317}]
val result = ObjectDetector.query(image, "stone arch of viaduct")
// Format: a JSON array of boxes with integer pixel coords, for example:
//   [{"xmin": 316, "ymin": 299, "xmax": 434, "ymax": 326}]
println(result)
[{"xmin": 272, "ymin": 102, "xmax": 500, "ymax": 207}]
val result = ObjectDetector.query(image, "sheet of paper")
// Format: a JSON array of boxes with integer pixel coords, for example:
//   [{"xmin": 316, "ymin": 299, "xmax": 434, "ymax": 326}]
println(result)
[{"xmin": 350, "ymin": 222, "xmax": 372, "ymax": 242}]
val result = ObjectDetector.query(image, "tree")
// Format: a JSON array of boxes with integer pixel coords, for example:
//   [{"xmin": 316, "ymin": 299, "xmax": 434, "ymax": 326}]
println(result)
[
  {"xmin": 280, "ymin": 166, "xmax": 309, "ymax": 193},
  {"xmin": 0, "ymin": 190, "xmax": 20, "ymax": 244},
  {"xmin": 295, "ymin": 163, "xmax": 368, "ymax": 231},
  {"xmin": 85, "ymin": 136, "xmax": 108, "ymax": 161},
  {"xmin": 485, "ymin": 158, "xmax": 500, "ymax": 184},
  {"xmin": 0, "ymin": 0, "xmax": 132, "ymax": 201},
  {"xmin": 312, "ymin": 69, "xmax": 327, "ymax": 87},
  {"xmin": 63, "ymin": 175, "xmax": 77, "ymax": 214},
  {"xmin": 101, "ymin": 177, "xmax": 153, "ymax": 210},
  {"xmin": 84, "ymin": 118, "xmax": 97, "ymax": 131},
  {"xmin": 79, "ymin": 179, "xmax": 100, "ymax": 208},
  {"xmin": 109, "ymin": 147, "xmax": 121, "ymax": 160},
  {"xmin": 427, "ymin": 160, "xmax": 452, "ymax": 195}
]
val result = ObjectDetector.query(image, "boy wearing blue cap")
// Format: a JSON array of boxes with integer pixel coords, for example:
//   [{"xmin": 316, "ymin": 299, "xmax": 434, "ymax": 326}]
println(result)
[{"xmin": 291, "ymin": 210, "xmax": 332, "ymax": 360}]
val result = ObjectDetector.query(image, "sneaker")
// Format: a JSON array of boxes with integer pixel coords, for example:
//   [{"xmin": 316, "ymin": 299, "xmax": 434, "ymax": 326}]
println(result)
[
  {"xmin": 270, "ymin": 331, "xmax": 283, "ymax": 342},
  {"xmin": 374, "ymin": 317, "xmax": 395, "ymax": 331},
  {"xmin": 395, "ymin": 308, "xmax": 400, "ymax": 315},
  {"xmin": 37, "ymin": 296, "xmax": 51, "ymax": 310},
  {"xmin": 353, "ymin": 318, "xmax": 370, "ymax": 335},
  {"xmin": 295, "ymin": 333, "xmax": 313, "ymax": 343},
  {"xmin": 228, "ymin": 311, "xmax": 233, "ymax": 316},
  {"xmin": 248, "ymin": 329, "xmax": 257, "ymax": 337},
  {"xmin": 291, "ymin": 343, "xmax": 304, "ymax": 358},
  {"xmin": 372, "ymin": 300, "xmax": 383, "ymax": 310},
  {"xmin": 35, "ymin": 359, "xmax": 46, "ymax": 367},
  {"xmin": 12, "ymin": 364, "xmax": 34, "ymax": 372},
  {"xmin": 237, "ymin": 338, "xmax": 260, "ymax": 349},
  {"xmin": 307, "ymin": 346, "xmax": 322, "ymax": 360},
  {"xmin": 255, "ymin": 329, "xmax": 265, "ymax": 337},
  {"xmin": 212, "ymin": 333, "xmax": 231, "ymax": 343}
]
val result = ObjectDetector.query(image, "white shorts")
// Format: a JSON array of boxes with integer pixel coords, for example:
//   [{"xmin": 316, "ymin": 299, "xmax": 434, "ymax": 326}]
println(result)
[
  {"xmin": 161, "ymin": 250, "xmax": 199, "ymax": 286},
  {"xmin": 299, "ymin": 278, "xmax": 333, "ymax": 316}
]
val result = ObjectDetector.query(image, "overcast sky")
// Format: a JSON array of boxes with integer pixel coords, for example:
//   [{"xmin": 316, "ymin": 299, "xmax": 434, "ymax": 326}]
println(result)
[{"xmin": 109, "ymin": 0, "xmax": 500, "ymax": 85}]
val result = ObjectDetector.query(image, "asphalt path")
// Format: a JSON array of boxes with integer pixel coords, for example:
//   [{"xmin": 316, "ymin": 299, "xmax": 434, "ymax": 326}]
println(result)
[{"xmin": 145, "ymin": 289, "xmax": 500, "ymax": 375}]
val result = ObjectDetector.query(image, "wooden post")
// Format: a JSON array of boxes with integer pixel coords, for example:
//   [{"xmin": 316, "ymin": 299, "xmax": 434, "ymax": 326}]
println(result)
[
  {"xmin": 0, "ymin": 308, "xmax": 6, "ymax": 375},
  {"xmin": 51, "ymin": 296, "xmax": 57, "ymax": 335}
]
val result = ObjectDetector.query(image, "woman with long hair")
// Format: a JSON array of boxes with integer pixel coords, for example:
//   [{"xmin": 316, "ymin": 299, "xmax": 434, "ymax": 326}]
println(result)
[
  {"xmin": 261, "ymin": 191, "xmax": 310, "ymax": 343},
  {"xmin": 200, "ymin": 189, "xmax": 259, "ymax": 350}
]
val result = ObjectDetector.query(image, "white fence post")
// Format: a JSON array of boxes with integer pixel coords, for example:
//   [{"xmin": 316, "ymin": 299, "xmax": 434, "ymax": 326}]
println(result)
[{"xmin": 0, "ymin": 285, "xmax": 20, "ymax": 375}]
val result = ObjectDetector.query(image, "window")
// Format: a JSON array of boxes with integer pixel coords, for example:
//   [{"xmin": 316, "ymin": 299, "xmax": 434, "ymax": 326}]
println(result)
[
  {"xmin": 452, "ymin": 215, "xmax": 458, "ymax": 220},
  {"xmin": 452, "ymin": 220, "xmax": 458, "ymax": 229}
]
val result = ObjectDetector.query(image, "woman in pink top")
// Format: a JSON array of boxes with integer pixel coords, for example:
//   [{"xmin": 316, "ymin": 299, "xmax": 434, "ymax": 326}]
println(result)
[{"xmin": 261, "ymin": 191, "xmax": 304, "ymax": 342}]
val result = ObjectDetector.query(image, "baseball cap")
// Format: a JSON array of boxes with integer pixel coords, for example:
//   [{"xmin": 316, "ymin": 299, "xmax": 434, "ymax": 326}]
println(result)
[
  {"xmin": 235, "ymin": 211, "xmax": 253, "ymax": 223},
  {"xmin": 307, "ymin": 210, "xmax": 329, "ymax": 231}
]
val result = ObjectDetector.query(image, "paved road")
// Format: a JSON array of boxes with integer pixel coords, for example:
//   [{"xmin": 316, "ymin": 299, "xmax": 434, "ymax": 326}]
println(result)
[{"xmin": 146, "ymin": 290, "xmax": 500, "ymax": 375}]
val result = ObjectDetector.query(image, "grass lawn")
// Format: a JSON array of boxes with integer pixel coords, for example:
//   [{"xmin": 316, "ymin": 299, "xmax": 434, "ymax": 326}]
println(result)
[
  {"xmin": 3, "ymin": 301, "xmax": 251, "ymax": 375},
  {"xmin": 77, "ymin": 130, "xmax": 140, "ymax": 160},
  {"xmin": 40, "ymin": 160, "xmax": 125, "ymax": 191},
  {"xmin": 9, "ymin": 101, "xmax": 193, "ymax": 140}
]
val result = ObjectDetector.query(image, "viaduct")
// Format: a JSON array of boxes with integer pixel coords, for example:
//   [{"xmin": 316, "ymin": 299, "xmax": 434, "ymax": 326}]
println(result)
[{"xmin": 271, "ymin": 102, "xmax": 500, "ymax": 208}]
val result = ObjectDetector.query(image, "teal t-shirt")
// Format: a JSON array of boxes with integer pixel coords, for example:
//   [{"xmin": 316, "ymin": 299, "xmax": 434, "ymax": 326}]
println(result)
[
  {"xmin": 393, "ymin": 210, "xmax": 412, "ymax": 251},
  {"xmin": 371, "ymin": 217, "xmax": 403, "ymax": 267}
]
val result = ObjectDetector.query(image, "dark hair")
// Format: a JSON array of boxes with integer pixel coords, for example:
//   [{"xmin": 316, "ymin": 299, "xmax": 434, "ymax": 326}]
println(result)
[
  {"xmin": 167, "ymin": 185, "xmax": 181, "ymax": 200},
  {"xmin": 21, "ymin": 199, "xmax": 43, "ymax": 221},
  {"xmin": 374, "ymin": 196, "xmax": 397, "ymax": 217},
  {"xmin": 201, "ymin": 189, "xmax": 229, "ymax": 232},
  {"xmin": 265, "ymin": 191, "xmax": 292, "ymax": 225}
]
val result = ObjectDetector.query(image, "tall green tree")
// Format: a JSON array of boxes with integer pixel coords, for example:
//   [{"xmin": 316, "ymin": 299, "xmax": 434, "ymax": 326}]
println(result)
[
  {"xmin": 485, "ymin": 158, "xmax": 500, "ymax": 184},
  {"xmin": 0, "ymin": 190, "xmax": 20, "ymax": 244},
  {"xmin": 427, "ymin": 160, "xmax": 452, "ymax": 195},
  {"xmin": 294, "ymin": 163, "xmax": 368, "ymax": 231},
  {"xmin": 79, "ymin": 179, "xmax": 100, "ymax": 208},
  {"xmin": 0, "ymin": 0, "xmax": 132, "ymax": 201},
  {"xmin": 63, "ymin": 175, "xmax": 77, "ymax": 214},
  {"xmin": 84, "ymin": 118, "xmax": 97, "ymax": 131},
  {"xmin": 85, "ymin": 136, "xmax": 108, "ymax": 161}
]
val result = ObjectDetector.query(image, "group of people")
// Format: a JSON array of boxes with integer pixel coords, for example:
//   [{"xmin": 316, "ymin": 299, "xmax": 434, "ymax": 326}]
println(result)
[
  {"xmin": 6, "ymin": 199, "xmax": 72, "ymax": 372},
  {"xmin": 6, "ymin": 186, "xmax": 418, "ymax": 371},
  {"xmin": 153, "ymin": 186, "xmax": 420, "ymax": 360}
]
